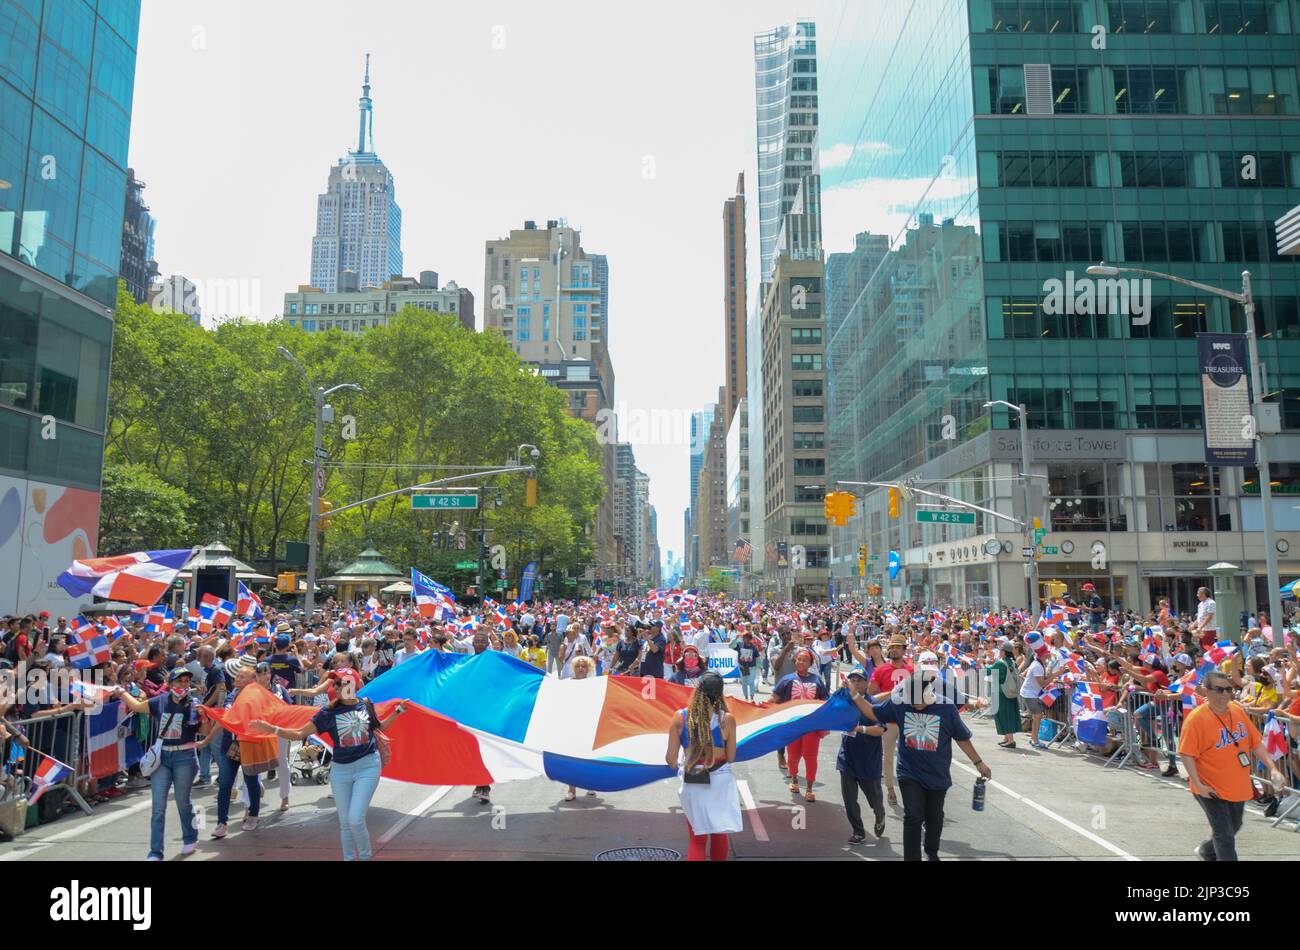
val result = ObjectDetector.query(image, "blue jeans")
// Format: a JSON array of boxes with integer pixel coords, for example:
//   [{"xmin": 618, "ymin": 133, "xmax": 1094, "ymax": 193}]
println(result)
[
  {"xmin": 149, "ymin": 748, "xmax": 198, "ymax": 859},
  {"xmin": 330, "ymin": 750, "xmax": 381, "ymax": 861},
  {"xmin": 739, "ymin": 667, "xmax": 757, "ymax": 701},
  {"xmin": 1135, "ymin": 701, "xmax": 1177, "ymax": 766},
  {"xmin": 198, "ymin": 741, "xmax": 218, "ymax": 783},
  {"xmin": 820, "ymin": 663, "xmax": 834, "ymax": 693},
  {"xmin": 216, "ymin": 746, "xmax": 261, "ymax": 824}
]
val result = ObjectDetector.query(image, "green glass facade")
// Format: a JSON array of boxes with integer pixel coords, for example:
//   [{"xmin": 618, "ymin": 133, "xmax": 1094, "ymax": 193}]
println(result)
[
  {"xmin": 0, "ymin": 0, "xmax": 141, "ymax": 615},
  {"xmin": 822, "ymin": 0, "xmax": 1300, "ymax": 611}
]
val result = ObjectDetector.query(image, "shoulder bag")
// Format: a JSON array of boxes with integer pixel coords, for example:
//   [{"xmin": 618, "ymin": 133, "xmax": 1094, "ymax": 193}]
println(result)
[
  {"xmin": 1001, "ymin": 661, "xmax": 1020, "ymax": 699},
  {"xmin": 140, "ymin": 708, "xmax": 181, "ymax": 777}
]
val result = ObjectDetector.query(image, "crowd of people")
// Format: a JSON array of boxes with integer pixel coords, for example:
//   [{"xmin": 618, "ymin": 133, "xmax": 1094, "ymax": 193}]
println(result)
[{"xmin": 1, "ymin": 583, "xmax": 1297, "ymax": 862}]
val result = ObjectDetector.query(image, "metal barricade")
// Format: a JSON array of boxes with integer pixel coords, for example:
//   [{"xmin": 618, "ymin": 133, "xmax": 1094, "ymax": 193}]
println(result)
[
  {"xmin": 1110, "ymin": 689, "xmax": 1183, "ymax": 774},
  {"xmin": 1, "ymin": 708, "xmax": 92, "ymax": 819},
  {"xmin": 1244, "ymin": 709, "xmax": 1300, "ymax": 831}
]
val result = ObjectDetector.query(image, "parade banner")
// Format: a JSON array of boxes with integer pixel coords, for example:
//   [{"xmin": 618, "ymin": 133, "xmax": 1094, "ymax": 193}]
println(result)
[
  {"xmin": 520, "ymin": 561, "xmax": 538, "ymax": 602},
  {"xmin": 703, "ymin": 643, "xmax": 739, "ymax": 680},
  {"xmin": 1197, "ymin": 333, "xmax": 1255, "ymax": 466}
]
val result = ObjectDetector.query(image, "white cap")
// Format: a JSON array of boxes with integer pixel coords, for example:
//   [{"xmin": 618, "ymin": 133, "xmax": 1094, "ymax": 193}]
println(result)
[{"xmin": 917, "ymin": 650, "xmax": 940, "ymax": 672}]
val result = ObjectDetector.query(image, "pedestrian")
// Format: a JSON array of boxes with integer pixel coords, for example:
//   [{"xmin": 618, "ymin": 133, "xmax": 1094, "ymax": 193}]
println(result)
[
  {"xmin": 1019, "ymin": 633, "xmax": 1051, "ymax": 750},
  {"xmin": 812, "ymin": 627, "xmax": 838, "ymax": 692},
  {"xmin": 557, "ymin": 623, "xmax": 592, "ymax": 679},
  {"xmin": 988, "ymin": 641, "xmax": 1021, "ymax": 749},
  {"xmin": 250, "ymin": 669, "xmax": 406, "ymax": 861},
  {"xmin": 730, "ymin": 626, "xmax": 761, "ymax": 701},
  {"xmin": 870, "ymin": 632, "xmax": 913, "ymax": 806},
  {"xmin": 1178, "ymin": 670, "xmax": 1287, "ymax": 861},
  {"xmin": 840, "ymin": 669, "xmax": 887, "ymax": 842},
  {"xmin": 845, "ymin": 658, "xmax": 992, "ymax": 862},
  {"xmin": 612, "ymin": 623, "xmax": 641, "ymax": 675},
  {"xmin": 210, "ymin": 655, "xmax": 264, "ymax": 838},
  {"xmin": 1190, "ymin": 586, "xmax": 1219, "ymax": 651},
  {"xmin": 637, "ymin": 620, "xmax": 667, "ymax": 679},
  {"xmin": 772, "ymin": 647, "xmax": 829, "ymax": 801},
  {"xmin": 664, "ymin": 671, "xmax": 740, "ymax": 861},
  {"xmin": 256, "ymin": 661, "xmax": 293, "ymax": 811},
  {"xmin": 1082, "ymin": 582, "xmax": 1105, "ymax": 634},
  {"xmin": 562, "ymin": 656, "xmax": 599, "ymax": 802},
  {"xmin": 115, "ymin": 667, "xmax": 218, "ymax": 860}
]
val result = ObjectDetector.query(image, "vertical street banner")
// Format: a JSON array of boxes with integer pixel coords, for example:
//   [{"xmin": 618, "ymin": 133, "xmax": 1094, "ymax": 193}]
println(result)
[
  {"xmin": 1196, "ymin": 333, "xmax": 1255, "ymax": 466},
  {"xmin": 776, "ymin": 541, "xmax": 789, "ymax": 568},
  {"xmin": 520, "ymin": 561, "xmax": 538, "ymax": 602}
]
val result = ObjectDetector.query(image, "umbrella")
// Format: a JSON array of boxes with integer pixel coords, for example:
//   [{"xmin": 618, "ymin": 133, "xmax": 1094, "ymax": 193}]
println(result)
[{"xmin": 1281, "ymin": 579, "xmax": 1300, "ymax": 600}]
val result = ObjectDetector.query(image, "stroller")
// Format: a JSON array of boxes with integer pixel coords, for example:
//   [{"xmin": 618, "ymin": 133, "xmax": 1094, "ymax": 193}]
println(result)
[{"xmin": 290, "ymin": 735, "xmax": 332, "ymax": 785}]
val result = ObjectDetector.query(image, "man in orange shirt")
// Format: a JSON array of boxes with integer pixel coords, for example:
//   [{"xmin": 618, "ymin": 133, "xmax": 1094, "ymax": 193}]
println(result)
[{"xmin": 1177, "ymin": 670, "xmax": 1288, "ymax": 861}]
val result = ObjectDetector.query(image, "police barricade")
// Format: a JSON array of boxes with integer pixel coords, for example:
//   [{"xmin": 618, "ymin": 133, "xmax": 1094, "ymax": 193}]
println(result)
[
  {"xmin": 1103, "ymin": 689, "xmax": 1182, "ymax": 774},
  {"xmin": 0, "ymin": 708, "xmax": 93, "ymax": 833},
  {"xmin": 1243, "ymin": 709, "xmax": 1300, "ymax": 831}
]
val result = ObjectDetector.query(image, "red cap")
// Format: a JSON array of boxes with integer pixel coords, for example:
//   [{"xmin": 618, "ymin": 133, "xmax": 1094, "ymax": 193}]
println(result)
[
  {"xmin": 39, "ymin": 611, "xmax": 50, "ymax": 619},
  {"xmin": 1082, "ymin": 583, "xmax": 1095, "ymax": 591}
]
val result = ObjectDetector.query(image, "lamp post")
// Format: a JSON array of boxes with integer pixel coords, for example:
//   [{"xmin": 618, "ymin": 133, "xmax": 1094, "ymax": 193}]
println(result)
[
  {"xmin": 1088, "ymin": 263, "xmax": 1283, "ymax": 639},
  {"xmin": 279, "ymin": 346, "xmax": 362, "ymax": 616},
  {"xmin": 985, "ymin": 399, "xmax": 1037, "ymax": 614},
  {"xmin": 553, "ymin": 235, "xmax": 568, "ymax": 361}
]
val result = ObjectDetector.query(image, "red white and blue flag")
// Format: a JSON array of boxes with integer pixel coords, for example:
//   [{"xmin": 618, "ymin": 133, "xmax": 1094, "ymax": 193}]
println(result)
[
  {"xmin": 236, "ymin": 581, "xmax": 264, "ymax": 620},
  {"xmin": 67, "ymin": 616, "xmax": 111, "ymax": 669},
  {"xmin": 412, "ymin": 569, "xmax": 455, "ymax": 620},
  {"xmin": 366, "ymin": 596, "xmax": 386, "ymax": 624},
  {"xmin": 57, "ymin": 548, "xmax": 193, "ymax": 606},
  {"xmin": 1072, "ymin": 683, "xmax": 1106, "ymax": 712},
  {"xmin": 145, "ymin": 606, "xmax": 173, "ymax": 634},
  {"xmin": 28, "ymin": 753, "xmax": 73, "ymax": 805},
  {"xmin": 200, "ymin": 593, "xmax": 236, "ymax": 628},
  {"xmin": 1203, "ymin": 640, "xmax": 1239, "ymax": 668},
  {"xmin": 1263, "ymin": 712, "xmax": 1288, "ymax": 760}
]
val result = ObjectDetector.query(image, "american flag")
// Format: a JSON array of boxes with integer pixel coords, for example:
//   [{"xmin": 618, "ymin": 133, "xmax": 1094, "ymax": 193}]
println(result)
[{"xmin": 732, "ymin": 538, "xmax": 752, "ymax": 565}]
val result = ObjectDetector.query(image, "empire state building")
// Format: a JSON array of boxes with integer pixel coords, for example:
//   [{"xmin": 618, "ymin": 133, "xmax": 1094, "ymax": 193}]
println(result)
[{"xmin": 309, "ymin": 55, "xmax": 403, "ymax": 292}]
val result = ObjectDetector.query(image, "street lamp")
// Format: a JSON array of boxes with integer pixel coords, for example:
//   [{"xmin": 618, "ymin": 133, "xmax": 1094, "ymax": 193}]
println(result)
[
  {"xmin": 985, "ymin": 399, "xmax": 1038, "ymax": 614},
  {"xmin": 279, "ymin": 346, "xmax": 362, "ymax": 616},
  {"xmin": 1088, "ymin": 263, "xmax": 1283, "ymax": 638},
  {"xmin": 553, "ymin": 237, "xmax": 569, "ymax": 361}
]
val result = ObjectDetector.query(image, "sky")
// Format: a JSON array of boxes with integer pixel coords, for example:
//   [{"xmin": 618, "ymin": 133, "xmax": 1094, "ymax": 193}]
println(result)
[{"xmin": 130, "ymin": 0, "xmax": 884, "ymax": 570}]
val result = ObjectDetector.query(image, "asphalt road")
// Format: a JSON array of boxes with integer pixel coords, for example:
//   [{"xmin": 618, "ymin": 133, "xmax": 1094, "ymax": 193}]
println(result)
[{"xmin": 3, "ymin": 675, "xmax": 1294, "ymax": 862}]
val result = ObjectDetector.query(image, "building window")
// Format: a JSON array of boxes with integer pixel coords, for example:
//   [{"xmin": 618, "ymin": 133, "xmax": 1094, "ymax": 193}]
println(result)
[
  {"xmin": 791, "ymin": 353, "xmax": 822, "ymax": 372},
  {"xmin": 792, "ymin": 406, "xmax": 824, "ymax": 423}
]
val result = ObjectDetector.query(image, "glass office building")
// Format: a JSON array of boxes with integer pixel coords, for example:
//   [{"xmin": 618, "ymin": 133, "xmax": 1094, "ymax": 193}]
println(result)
[
  {"xmin": 0, "ymin": 0, "xmax": 142, "ymax": 615},
  {"xmin": 823, "ymin": 0, "xmax": 1300, "ymax": 614}
]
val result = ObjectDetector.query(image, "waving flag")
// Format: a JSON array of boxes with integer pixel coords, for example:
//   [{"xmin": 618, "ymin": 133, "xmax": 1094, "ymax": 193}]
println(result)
[
  {"xmin": 413, "ymin": 569, "xmax": 455, "ymax": 620},
  {"xmin": 1072, "ymin": 683, "xmax": 1106, "ymax": 712},
  {"xmin": 1203, "ymin": 641, "xmax": 1239, "ymax": 668},
  {"xmin": 99, "ymin": 615, "xmax": 126, "ymax": 642},
  {"xmin": 1169, "ymin": 669, "xmax": 1204, "ymax": 708},
  {"xmin": 366, "ymin": 596, "xmax": 386, "ymax": 624},
  {"xmin": 27, "ymin": 753, "xmax": 73, "ymax": 805},
  {"xmin": 236, "ymin": 581, "xmax": 264, "ymax": 620},
  {"xmin": 57, "ymin": 549, "xmax": 193, "ymax": 606},
  {"xmin": 1040, "ymin": 686, "xmax": 1062, "ymax": 709},
  {"xmin": 200, "ymin": 593, "xmax": 236, "ymax": 628},
  {"xmin": 350, "ymin": 650, "xmax": 859, "ymax": 792},
  {"xmin": 67, "ymin": 616, "xmax": 112, "ymax": 669},
  {"xmin": 1263, "ymin": 712, "xmax": 1288, "ymax": 761},
  {"xmin": 144, "ymin": 605, "xmax": 173, "ymax": 634}
]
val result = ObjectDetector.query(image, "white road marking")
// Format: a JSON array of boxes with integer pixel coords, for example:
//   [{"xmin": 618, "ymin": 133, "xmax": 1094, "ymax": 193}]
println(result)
[
  {"xmin": 0, "ymin": 797, "xmax": 154, "ymax": 861},
  {"xmin": 842, "ymin": 845, "xmax": 873, "ymax": 861},
  {"xmin": 736, "ymin": 779, "xmax": 769, "ymax": 842},
  {"xmin": 952, "ymin": 761, "xmax": 1139, "ymax": 861},
  {"xmin": 375, "ymin": 786, "xmax": 453, "ymax": 846}
]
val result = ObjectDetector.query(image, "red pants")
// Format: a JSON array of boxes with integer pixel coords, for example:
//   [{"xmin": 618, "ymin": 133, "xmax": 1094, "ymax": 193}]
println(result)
[
  {"xmin": 786, "ymin": 733, "xmax": 822, "ymax": 785},
  {"xmin": 686, "ymin": 820, "xmax": 729, "ymax": 861}
]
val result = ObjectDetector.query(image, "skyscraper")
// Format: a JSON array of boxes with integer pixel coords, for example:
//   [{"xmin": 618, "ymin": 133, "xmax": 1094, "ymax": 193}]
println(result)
[
  {"xmin": 0, "ymin": 0, "xmax": 143, "ymax": 615},
  {"xmin": 309, "ymin": 56, "xmax": 403, "ymax": 293},
  {"xmin": 753, "ymin": 19, "xmax": 827, "ymax": 599},
  {"xmin": 821, "ymin": 0, "xmax": 1300, "ymax": 615},
  {"xmin": 120, "ymin": 167, "xmax": 158, "ymax": 304},
  {"xmin": 723, "ymin": 173, "xmax": 747, "ymax": 425}
]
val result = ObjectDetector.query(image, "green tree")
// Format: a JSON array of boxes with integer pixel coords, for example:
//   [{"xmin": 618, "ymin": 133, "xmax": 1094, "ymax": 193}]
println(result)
[{"xmin": 97, "ymin": 462, "xmax": 194, "ymax": 551}]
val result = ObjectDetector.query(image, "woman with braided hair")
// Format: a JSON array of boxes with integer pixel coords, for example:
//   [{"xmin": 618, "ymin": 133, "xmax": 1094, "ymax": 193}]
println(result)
[{"xmin": 665, "ymin": 671, "xmax": 741, "ymax": 861}]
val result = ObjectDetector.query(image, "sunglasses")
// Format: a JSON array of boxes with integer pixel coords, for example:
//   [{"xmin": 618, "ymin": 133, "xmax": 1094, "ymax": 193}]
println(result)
[{"xmin": 1206, "ymin": 685, "xmax": 1234, "ymax": 695}]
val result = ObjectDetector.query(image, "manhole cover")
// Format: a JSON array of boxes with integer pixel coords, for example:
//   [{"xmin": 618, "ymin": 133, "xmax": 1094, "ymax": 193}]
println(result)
[{"xmin": 595, "ymin": 846, "xmax": 681, "ymax": 861}]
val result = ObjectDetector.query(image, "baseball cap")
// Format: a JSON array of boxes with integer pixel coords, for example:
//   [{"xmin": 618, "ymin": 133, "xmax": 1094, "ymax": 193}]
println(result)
[
  {"xmin": 1082, "ymin": 583, "xmax": 1096, "ymax": 591},
  {"xmin": 167, "ymin": 667, "xmax": 193, "ymax": 682},
  {"xmin": 1025, "ymin": 631, "xmax": 1043, "ymax": 647},
  {"xmin": 1174, "ymin": 653, "xmax": 1193, "ymax": 667},
  {"xmin": 917, "ymin": 650, "xmax": 940, "ymax": 672},
  {"xmin": 327, "ymin": 668, "xmax": 361, "ymax": 689},
  {"xmin": 274, "ymin": 633, "xmax": 291, "ymax": 648},
  {"xmin": 846, "ymin": 669, "xmax": 869, "ymax": 682}
]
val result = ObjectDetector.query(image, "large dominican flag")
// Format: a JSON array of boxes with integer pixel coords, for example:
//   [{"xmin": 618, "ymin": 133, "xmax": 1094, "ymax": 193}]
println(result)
[
  {"xmin": 57, "ymin": 549, "xmax": 193, "ymax": 606},
  {"xmin": 412, "ymin": 568, "xmax": 455, "ymax": 619},
  {"xmin": 84, "ymin": 700, "xmax": 146, "ymax": 779}
]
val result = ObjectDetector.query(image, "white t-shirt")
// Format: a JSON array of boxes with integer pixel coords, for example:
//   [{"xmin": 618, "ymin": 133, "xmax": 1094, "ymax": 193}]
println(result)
[
  {"xmin": 558, "ymin": 633, "xmax": 591, "ymax": 679},
  {"xmin": 1020, "ymin": 659, "xmax": 1046, "ymax": 699},
  {"xmin": 555, "ymin": 614, "xmax": 570, "ymax": 634},
  {"xmin": 812, "ymin": 638, "xmax": 837, "ymax": 667},
  {"xmin": 394, "ymin": 646, "xmax": 422, "ymax": 666},
  {"xmin": 1196, "ymin": 598, "xmax": 1218, "ymax": 632}
]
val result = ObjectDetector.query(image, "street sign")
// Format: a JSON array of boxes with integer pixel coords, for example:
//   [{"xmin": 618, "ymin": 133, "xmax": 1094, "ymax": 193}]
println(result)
[
  {"xmin": 1034, "ymin": 527, "xmax": 1046, "ymax": 542},
  {"xmin": 915, "ymin": 510, "xmax": 975, "ymax": 525},
  {"xmin": 1022, "ymin": 546, "xmax": 1035, "ymax": 558},
  {"xmin": 314, "ymin": 448, "xmax": 328, "ymax": 459},
  {"xmin": 1041, "ymin": 546, "xmax": 1059, "ymax": 555},
  {"xmin": 454, "ymin": 560, "xmax": 477, "ymax": 570},
  {"xmin": 315, "ymin": 468, "xmax": 325, "ymax": 492},
  {"xmin": 411, "ymin": 493, "xmax": 478, "ymax": 510}
]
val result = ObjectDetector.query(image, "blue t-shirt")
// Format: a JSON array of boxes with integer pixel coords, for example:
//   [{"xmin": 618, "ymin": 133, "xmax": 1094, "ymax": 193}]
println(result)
[
  {"xmin": 837, "ymin": 713, "xmax": 883, "ymax": 781},
  {"xmin": 639, "ymin": 632, "xmax": 667, "ymax": 678},
  {"xmin": 871, "ymin": 700, "xmax": 972, "ymax": 790},
  {"xmin": 311, "ymin": 701, "xmax": 378, "ymax": 765},
  {"xmin": 772, "ymin": 672, "xmax": 828, "ymax": 704}
]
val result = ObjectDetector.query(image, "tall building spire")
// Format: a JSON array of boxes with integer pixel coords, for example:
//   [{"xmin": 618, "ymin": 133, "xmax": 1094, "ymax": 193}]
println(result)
[{"xmin": 357, "ymin": 53, "xmax": 373, "ymax": 154}]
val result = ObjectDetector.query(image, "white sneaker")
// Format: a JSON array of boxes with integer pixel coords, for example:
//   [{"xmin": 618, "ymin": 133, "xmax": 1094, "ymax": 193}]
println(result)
[
  {"xmin": 146, "ymin": 855, "xmax": 162, "ymax": 861},
  {"xmin": 211, "ymin": 822, "xmax": 228, "ymax": 839},
  {"xmin": 244, "ymin": 815, "xmax": 259, "ymax": 831},
  {"xmin": 180, "ymin": 843, "xmax": 196, "ymax": 856}
]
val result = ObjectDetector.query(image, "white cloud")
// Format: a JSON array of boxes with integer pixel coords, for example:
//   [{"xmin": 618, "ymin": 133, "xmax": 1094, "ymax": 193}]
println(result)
[{"xmin": 821, "ymin": 174, "xmax": 978, "ymax": 256}]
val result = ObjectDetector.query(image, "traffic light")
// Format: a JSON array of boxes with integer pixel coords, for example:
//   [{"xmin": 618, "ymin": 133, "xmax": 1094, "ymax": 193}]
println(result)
[
  {"xmin": 317, "ymin": 498, "xmax": 333, "ymax": 531},
  {"xmin": 1032, "ymin": 517, "xmax": 1042, "ymax": 530},
  {"xmin": 823, "ymin": 494, "xmax": 836, "ymax": 521},
  {"xmin": 823, "ymin": 492, "xmax": 858, "ymax": 527},
  {"xmin": 887, "ymin": 487, "xmax": 901, "ymax": 518},
  {"xmin": 525, "ymin": 478, "xmax": 538, "ymax": 508},
  {"xmin": 858, "ymin": 545, "xmax": 867, "ymax": 578},
  {"xmin": 276, "ymin": 572, "xmax": 297, "ymax": 593}
]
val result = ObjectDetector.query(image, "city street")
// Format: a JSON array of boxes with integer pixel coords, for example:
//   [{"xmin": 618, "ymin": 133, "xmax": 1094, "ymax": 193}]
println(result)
[{"xmin": 4, "ymin": 679, "xmax": 1291, "ymax": 863}]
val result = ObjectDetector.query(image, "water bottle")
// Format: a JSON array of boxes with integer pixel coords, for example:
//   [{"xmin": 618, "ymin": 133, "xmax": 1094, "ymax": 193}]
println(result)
[{"xmin": 972, "ymin": 776, "xmax": 987, "ymax": 812}]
